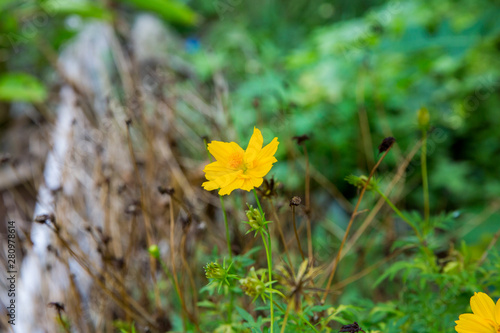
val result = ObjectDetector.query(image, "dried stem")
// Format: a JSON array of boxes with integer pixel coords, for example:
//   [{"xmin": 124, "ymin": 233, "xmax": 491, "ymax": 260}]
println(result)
[
  {"xmin": 125, "ymin": 122, "xmax": 161, "ymax": 309},
  {"xmin": 291, "ymin": 205, "xmax": 305, "ymax": 261},
  {"xmin": 321, "ymin": 147, "xmax": 393, "ymax": 303},
  {"xmin": 270, "ymin": 199, "xmax": 294, "ymax": 272},
  {"xmin": 304, "ymin": 145, "xmax": 313, "ymax": 263},
  {"xmin": 169, "ymin": 198, "xmax": 188, "ymax": 331}
]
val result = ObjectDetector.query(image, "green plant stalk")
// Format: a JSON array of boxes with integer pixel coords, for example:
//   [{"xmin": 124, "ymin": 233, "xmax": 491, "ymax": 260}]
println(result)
[
  {"xmin": 374, "ymin": 187, "xmax": 435, "ymax": 265},
  {"xmin": 254, "ymin": 189, "xmax": 274, "ymax": 333},
  {"xmin": 220, "ymin": 195, "xmax": 232, "ymax": 261},
  {"xmin": 421, "ymin": 129, "xmax": 430, "ymax": 226},
  {"xmin": 374, "ymin": 187, "xmax": 423, "ymax": 241}
]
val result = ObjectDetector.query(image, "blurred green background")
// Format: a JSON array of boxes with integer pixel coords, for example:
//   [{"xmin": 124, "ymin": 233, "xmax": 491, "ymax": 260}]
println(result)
[{"xmin": 2, "ymin": 0, "xmax": 500, "ymax": 208}]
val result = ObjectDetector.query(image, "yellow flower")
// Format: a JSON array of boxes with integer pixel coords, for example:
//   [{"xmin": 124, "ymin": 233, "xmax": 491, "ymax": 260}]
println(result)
[
  {"xmin": 455, "ymin": 292, "xmax": 500, "ymax": 333},
  {"xmin": 202, "ymin": 127, "xmax": 279, "ymax": 195}
]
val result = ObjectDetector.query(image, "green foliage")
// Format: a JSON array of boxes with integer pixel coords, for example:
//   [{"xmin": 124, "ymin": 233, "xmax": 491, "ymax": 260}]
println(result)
[
  {"xmin": 0, "ymin": 72, "xmax": 47, "ymax": 102},
  {"xmin": 118, "ymin": 0, "xmax": 198, "ymax": 26}
]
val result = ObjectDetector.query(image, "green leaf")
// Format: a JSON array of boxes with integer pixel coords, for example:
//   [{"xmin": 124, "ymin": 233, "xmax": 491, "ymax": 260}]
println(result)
[
  {"xmin": 117, "ymin": 0, "xmax": 198, "ymax": 26},
  {"xmin": 41, "ymin": 0, "xmax": 113, "ymax": 20},
  {"xmin": 196, "ymin": 300, "xmax": 216, "ymax": 309},
  {"xmin": 0, "ymin": 72, "xmax": 47, "ymax": 103},
  {"xmin": 235, "ymin": 306, "xmax": 255, "ymax": 324}
]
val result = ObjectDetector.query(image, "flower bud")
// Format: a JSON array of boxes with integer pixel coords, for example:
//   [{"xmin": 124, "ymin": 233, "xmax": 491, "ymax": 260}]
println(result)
[
  {"xmin": 204, "ymin": 262, "xmax": 226, "ymax": 280},
  {"xmin": 239, "ymin": 267, "xmax": 266, "ymax": 300},
  {"xmin": 148, "ymin": 244, "xmax": 160, "ymax": 259},
  {"xmin": 245, "ymin": 205, "xmax": 266, "ymax": 231},
  {"xmin": 417, "ymin": 107, "xmax": 430, "ymax": 129}
]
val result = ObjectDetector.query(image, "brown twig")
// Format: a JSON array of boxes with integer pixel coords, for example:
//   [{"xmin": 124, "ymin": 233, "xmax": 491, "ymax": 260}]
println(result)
[
  {"xmin": 321, "ymin": 145, "xmax": 393, "ymax": 304},
  {"xmin": 270, "ymin": 199, "xmax": 294, "ymax": 273},
  {"xmin": 125, "ymin": 122, "xmax": 161, "ymax": 310},
  {"xmin": 303, "ymin": 145, "xmax": 313, "ymax": 263},
  {"xmin": 291, "ymin": 205, "xmax": 305, "ymax": 261}
]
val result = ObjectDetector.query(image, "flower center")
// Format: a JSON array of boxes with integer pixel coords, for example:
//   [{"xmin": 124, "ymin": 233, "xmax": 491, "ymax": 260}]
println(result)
[{"xmin": 228, "ymin": 152, "xmax": 244, "ymax": 169}]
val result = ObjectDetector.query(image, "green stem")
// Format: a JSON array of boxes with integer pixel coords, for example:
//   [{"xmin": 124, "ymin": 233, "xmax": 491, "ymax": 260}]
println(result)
[
  {"xmin": 158, "ymin": 258, "xmax": 183, "ymax": 308},
  {"xmin": 421, "ymin": 129, "xmax": 430, "ymax": 226},
  {"xmin": 374, "ymin": 187, "xmax": 435, "ymax": 265},
  {"xmin": 228, "ymin": 289, "xmax": 233, "ymax": 323},
  {"xmin": 220, "ymin": 195, "xmax": 232, "ymax": 261},
  {"xmin": 374, "ymin": 187, "xmax": 422, "ymax": 241},
  {"xmin": 254, "ymin": 189, "xmax": 274, "ymax": 333}
]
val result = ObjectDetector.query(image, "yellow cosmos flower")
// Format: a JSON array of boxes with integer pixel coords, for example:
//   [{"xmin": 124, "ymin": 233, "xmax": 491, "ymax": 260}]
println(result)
[
  {"xmin": 455, "ymin": 292, "xmax": 500, "ymax": 333},
  {"xmin": 202, "ymin": 127, "xmax": 279, "ymax": 195}
]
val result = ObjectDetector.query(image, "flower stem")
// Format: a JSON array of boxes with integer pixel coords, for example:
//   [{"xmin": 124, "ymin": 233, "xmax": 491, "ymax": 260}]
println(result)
[
  {"xmin": 373, "ymin": 187, "xmax": 435, "ymax": 265},
  {"xmin": 254, "ymin": 189, "xmax": 274, "ymax": 333},
  {"xmin": 421, "ymin": 129, "xmax": 430, "ymax": 226},
  {"xmin": 219, "ymin": 195, "xmax": 232, "ymax": 261},
  {"xmin": 291, "ymin": 205, "xmax": 305, "ymax": 261},
  {"xmin": 374, "ymin": 187, "xmax": 423, "ymax": 242}
]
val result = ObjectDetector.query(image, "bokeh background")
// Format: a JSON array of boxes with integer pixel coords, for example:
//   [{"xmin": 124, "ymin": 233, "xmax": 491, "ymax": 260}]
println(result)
[{"xmin": 0, "ymin": 0, "xmax": 499, "ymax": 332}]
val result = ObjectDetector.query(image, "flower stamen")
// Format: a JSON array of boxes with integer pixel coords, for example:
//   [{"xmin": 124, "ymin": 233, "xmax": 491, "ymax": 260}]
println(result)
[{"xmin": 228, "ymin": 152, "xmax": 243, "ymax": 169}]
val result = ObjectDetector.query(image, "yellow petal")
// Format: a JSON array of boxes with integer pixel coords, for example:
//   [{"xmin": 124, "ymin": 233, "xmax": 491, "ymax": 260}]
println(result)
[
  {"xmin": 244, "ymin": 127, "xmax": 263, "ymax": 163},
  {"xmin": 455, "ymin": 314, "xmax": 497, "ymax": 333},
  {"xmin": 203, "ymin": 161, "xmax": 235, "ymax": 180},
  {"xmin": 247, "ymin": 161, "xmax": 276, "ymax": 178},
  {"xmin": 471, "ymin": 292, "xmax": 497, "ymax": 322},
  {"xmin": 219, "ymin": 177, "xmax": 245, "ymax": 195},
  {"xmin": 495, "ymin": 297, "xmax": 500, "ymax": 325},
  {"xmin": 208, "ymin": 141, "xmax": 244, "ymax": 165},
  {"xmin": 202, "ymin": 180, "xmax": 220, "ymax": 191},
  {"xmin": 255, "ymin": 137, "xmax": 279, "ymax": 163},
  {"xmin": 251, "ymin": 177, "xmax": 264, "ymax": 188},
  {"xmin": 240, "ymin": 177, "xmax": 263, "ymax": 191},
  {"xmin": 213, "ymin": 170, "xmax": 243, "ymax": 189}
]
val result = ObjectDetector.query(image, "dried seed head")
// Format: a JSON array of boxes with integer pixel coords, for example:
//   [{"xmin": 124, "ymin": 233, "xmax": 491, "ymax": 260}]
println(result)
[
  {"xmin": 378, "ymin": 137, "xmax": 396, "ymax": 154},
  {"xmin": 181, "ymin": 216, "xmax": 192, "ymax": 232},
  {"xmin": 290, "ymin": 196, "xmax": 302, "ymax": 207},
  {"xmin": 34, "ymin": 214, "xmax": 49, "ymax": 224},
  {"xmin": 257, "ymin": 177, "xmax": 278, "ymax": 199},
  {"xmin": 0, "ymin": 153, "xmax": 11, "ymax": 164},
  {"xmin": 47, "ymin": 302, "xmax": 65, "ymax": 312},
  {"xmin": 252, "ymin": 97, "xmax": 260, "ymax": 109},
  {"xmin": 158, "ymin": 186, "xmax": 175, "ymax": 195},
  {"xmin": 292, "ymin": 134, "xmax": 310, "ymax": 145}
]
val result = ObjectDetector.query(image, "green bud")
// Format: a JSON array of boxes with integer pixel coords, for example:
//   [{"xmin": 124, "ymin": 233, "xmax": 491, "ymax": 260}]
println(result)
[
  {"xmin": 148, "ymin": 244, "xmax": 160, "ymax": 259},
  {"xmin": 204, "ymin": 260, "xmax": 238, "ymax": 293},
  {"xmin": 345, "ymin": 175, "xmax": 378, "ymax": 191},
  {"xmin": 204, "ymin": 262, "xmax": 226, "ymax": 280},
  {"xmin": 244, "ymin": 204, "xmax": 271, "ymax": 236},
  {"xmin": 417, "ymin": 107, "xmax": 430, "ymax": 129},
  {"xmin": 239, "ymin": 267, "xmax": 266, "ymax": 301}
]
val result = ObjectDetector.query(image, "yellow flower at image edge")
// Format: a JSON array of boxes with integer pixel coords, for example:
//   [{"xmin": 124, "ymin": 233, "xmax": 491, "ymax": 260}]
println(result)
[
  {"xmin": 203, "ymin": 127, "xmax": 279, "ymax": 195},
  {"xmin": 455, "ymin": 292, "xmax": 500, "ymax": 333}
]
